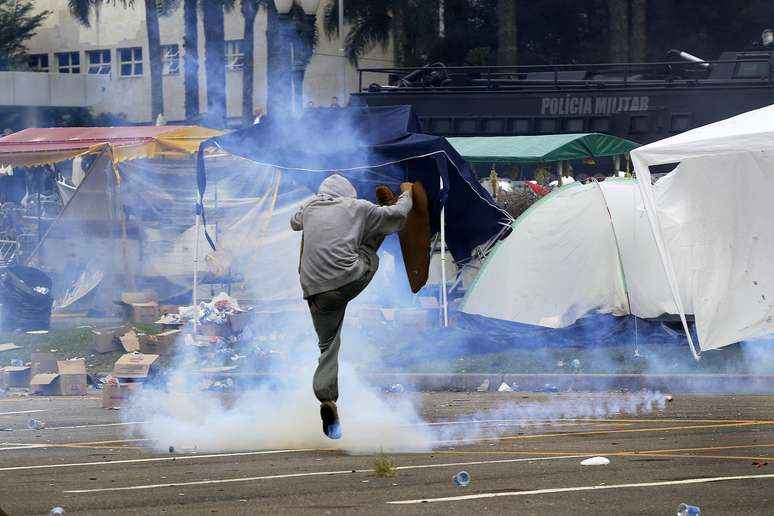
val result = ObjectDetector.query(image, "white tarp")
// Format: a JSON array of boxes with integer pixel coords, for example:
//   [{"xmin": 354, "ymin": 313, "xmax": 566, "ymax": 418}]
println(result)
[{"xmin": 632, "ymin": 104, "xmax": 774, "ymax": 353}]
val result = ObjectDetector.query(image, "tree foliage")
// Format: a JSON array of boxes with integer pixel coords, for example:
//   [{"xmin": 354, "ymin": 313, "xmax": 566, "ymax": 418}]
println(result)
[
  {"xmin": 324, "ymin": 0, "xmax": 774, "ymax": 68},
  {"xmin": 0, "ymin": 0, "xmax": 49, "ymax": 70}
]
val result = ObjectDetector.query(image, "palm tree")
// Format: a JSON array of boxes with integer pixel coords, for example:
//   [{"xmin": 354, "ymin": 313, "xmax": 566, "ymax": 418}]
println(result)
[
  {"xmin": 183, "ymin": 0, "xmax": 199, "ymax": 121},
  {"xmin": 607, "ymin": 0, "xmax": 629, "ymax": 62},
  {"xmin": 629, "ymin": 0, "xmax": 647, "ymax": 62},
  {"xmin": 323, "ymin": 0, "xmax": 395, "ymax": 66},
  {"xmin": 496, "ymin": 0, "xmax": 517, "ymax": 65},
  {"xmin": 202, "ymin": 0, "xmax": 235, "ymax": 128},
  {"xmin": 241, "ymin": 0, "xmax": 262, "ymax": 126},
  {"xmin": 67, "ymin": 0, "xmax": 175, "ymax": 122}
]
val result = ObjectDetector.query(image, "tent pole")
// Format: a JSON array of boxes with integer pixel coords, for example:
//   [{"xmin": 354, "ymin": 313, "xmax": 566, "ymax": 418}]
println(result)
[
  {"xmin": 439, "ymin": 176, "xmax": 448, "ymax": 327},
  {"xmin": 193, "ymin": 193, "xmax": 201, "ymax": 336}
]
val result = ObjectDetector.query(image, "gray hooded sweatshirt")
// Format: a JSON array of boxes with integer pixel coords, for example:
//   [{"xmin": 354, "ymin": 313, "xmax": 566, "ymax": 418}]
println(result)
[{"xmin": 290, "ymin": 174, "xmax": 413, "ymax": 298}]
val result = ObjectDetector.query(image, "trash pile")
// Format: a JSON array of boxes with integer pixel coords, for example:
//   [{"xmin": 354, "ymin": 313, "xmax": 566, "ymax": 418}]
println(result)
[{"xmin": 173, "ymin": 293, "xmax": 273, "ymax": 373}]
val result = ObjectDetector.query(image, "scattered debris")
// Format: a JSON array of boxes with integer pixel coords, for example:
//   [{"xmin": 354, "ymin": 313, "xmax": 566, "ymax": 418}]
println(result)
[
  {"xmin": 49, "ymin": 507, "xmax": 66, "ymax": 516},
  {"xmin": 388, "ymin": 383, "xmax": 405, "ymax": 394},
  {"xmin": 677, "ymin": 503, "xmax": 701, "ymax": 516},
  {"xmin": 0, "ymin": 343, "xmax": 21, "ymax": 353},
  {"xmin": 666, "ymin": 395, "xmax": 674, "ymax": 402},
  {"xmin": 476, "ymin": 379, "xmax": 490, "ymax": 392},
  {"xmin": 497, "ymin": 382, "xmax": 513, "ymax": 392},
  {"xmin": 580, "ymin": 456, "xmax": 610, "ymax": 466},
  {"xmin": 753, "ymin": 461, "xmax": 768, "ymax": 468},
  {"xmin": 27, "ymin": 419, "xmax": 45, "ymax": 430},
  {"xmin": 451, "ymin": 471, "xmax": 470, "ymax": 487}
]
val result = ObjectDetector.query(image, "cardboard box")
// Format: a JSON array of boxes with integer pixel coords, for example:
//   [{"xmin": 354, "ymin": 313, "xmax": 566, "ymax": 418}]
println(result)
[
  {"xmin": 2, "ymin": 366, "xmax": 30, "ymax": 387},
  {"xmin": 139, "ymin": 330, "xmax": 180, "ymax": 355},
  {"xmin": 93, "ymin": 324, "xmax": 132, "ymax": 353},
  {"xmin": 131, "ymin": 302, "xmax": 160, "ymax": 324},
  {"xmin": 56, "ymin": 359, "xmax": 87, "ymax": 396},
  {"xmin": 121, "ymin": 292, "xmax": 155, "ymax": 305},
  {"xmin": 29, "ymin": 359, "xmax": 87, "ymax": 396},
  {"xmin": 113, "ymin": 353, "xmax": 160, "ymax": 380},
  {"xmin": 119, "ymin": 331, "xmax": 141, "ymax": 353},
  {"xmin": 30, "ymin": 352, "xmax": 58, "ymax": 376},
  {"xmin": 101, "ymin": 382, "xmax": 143, "ymax": 409},
  {"xmin": 94, "ymin": 330, "xmax": 120, "ymax": 353},
  {"xmin": 30, "ymin": 373, "xmax": 59, "ymax": 395}
]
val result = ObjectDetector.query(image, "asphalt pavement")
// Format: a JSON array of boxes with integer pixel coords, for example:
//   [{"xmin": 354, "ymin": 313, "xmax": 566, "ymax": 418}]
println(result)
[{"xmin": 1, "ymin": 392, "xmax": 773, "ymax": 515}]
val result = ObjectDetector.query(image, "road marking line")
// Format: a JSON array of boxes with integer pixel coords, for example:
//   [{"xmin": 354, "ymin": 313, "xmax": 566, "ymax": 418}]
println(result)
[
  {"xmin": 0, "ymin": 448, "xmax": 316, "ymax": 472},
  {"xmin": 14, "ymin": 421, "xmax": 144, "ymax": 432},
  {"xmin": 387, "ymin": 473, "xmax": 774, "ymax": 504},
  {"xmin": 635, "ymin": 443, "xmax": 774, "ymax": 454},
  {"xmin": 0, "ymin": 410, "xmax": 47, "ymax": 416},
  {"xmin": 0, "ymin": 444, "xmax": 48, "ymax": 451},
  {"xmin": 61, "ymin": 455, "xmax": 584, "ymax": 494},
  {"xmin": 0, "ymin": 438, "xmax": 151, "ymax": 452},
  {"xmin": 440, "ymin": 421, "xmax": 771, "ymax": 444}
]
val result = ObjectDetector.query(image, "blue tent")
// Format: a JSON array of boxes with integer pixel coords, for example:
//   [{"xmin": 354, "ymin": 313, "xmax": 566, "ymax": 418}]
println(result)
[{"xmin": 196, "ymin": 105, "xmax": 510, "ymax": 263}]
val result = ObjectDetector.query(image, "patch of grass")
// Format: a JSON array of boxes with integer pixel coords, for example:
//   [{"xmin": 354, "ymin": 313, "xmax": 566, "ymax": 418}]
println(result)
[
  {"xmin": 0, "ymin": 317, "xmax": 166, "ymax": 375},
  {"xmin": 373, "ymin": 453, "xmax": 397, "ymax": 478}
]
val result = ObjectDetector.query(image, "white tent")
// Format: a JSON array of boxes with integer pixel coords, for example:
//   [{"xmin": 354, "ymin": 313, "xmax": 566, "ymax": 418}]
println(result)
[
  {"xmin": 461, "ymin": 179, "xmax": 681, "ymax": 328},
  {"xmin": 632, "ymin": 104, "xmax": 774, "ymax": 356}
]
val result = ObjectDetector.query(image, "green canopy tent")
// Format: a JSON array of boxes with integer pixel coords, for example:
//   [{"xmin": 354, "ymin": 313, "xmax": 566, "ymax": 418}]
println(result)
[{"xmin": 447, "ymin": 133, "xmax": 640, "ymax": 163}]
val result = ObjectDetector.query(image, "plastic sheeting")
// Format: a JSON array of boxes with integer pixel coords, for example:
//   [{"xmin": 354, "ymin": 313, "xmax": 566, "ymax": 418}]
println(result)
[
  {"xmin": 29, "ymin": 152, "xmax": 316, "ymax": 309},
  {"xmin": 632, "ymin": 104, "xmax": 774, "ymax": 353}
]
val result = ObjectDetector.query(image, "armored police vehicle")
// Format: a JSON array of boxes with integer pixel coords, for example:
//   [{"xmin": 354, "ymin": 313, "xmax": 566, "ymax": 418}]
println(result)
[{"xmin": 354, "ymin": 31, "xmax": 774, "ymax": 143}]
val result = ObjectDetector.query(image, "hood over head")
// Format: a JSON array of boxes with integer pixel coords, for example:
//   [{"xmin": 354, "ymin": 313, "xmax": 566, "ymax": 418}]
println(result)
[{"xmin": 318, "ymin": 173, "xmax": 357, "ymax": 199}]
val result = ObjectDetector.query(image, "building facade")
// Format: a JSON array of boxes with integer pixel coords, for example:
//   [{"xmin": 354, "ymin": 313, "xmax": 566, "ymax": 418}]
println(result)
[{"xmin": 22, "ymin": 1, "xmax": 393, "ymax": 125}]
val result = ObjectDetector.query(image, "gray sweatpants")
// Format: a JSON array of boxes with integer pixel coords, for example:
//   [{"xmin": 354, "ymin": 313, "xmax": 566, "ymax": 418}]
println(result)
[{"xmin": 307, "ymin": 249, "xmax": 379, "ymax": 403}]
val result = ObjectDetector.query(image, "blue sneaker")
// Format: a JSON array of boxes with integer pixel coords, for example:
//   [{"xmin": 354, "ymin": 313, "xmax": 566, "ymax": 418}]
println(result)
[{"xmin": 320, "ymin": 401, "xmax": 342, "ymax": 440}]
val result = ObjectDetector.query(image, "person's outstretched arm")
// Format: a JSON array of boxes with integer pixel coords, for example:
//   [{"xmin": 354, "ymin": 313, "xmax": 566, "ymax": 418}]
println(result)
[{"xmin": 365, "ymin": 182, "xmax": 414, "ymax": 235}]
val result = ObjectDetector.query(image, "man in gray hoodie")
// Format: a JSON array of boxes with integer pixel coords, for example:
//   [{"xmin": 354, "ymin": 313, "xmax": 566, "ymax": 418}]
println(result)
[{"xmin": 291, "ymin": 174, "xmax": 413, "ymax": 439}]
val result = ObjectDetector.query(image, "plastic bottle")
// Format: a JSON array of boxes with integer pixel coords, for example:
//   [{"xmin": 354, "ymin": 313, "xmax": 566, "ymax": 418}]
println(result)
[
  {"xmin": 677, "ymin": 503, "xmax": 700, "ymax": 516},
  {"xmin": 27, "ymin": 419, "xmax": 45, "ymax": 430},
  {"xmin": 452, "ymin": 471, "xmax": 470, "ymax": 487}
]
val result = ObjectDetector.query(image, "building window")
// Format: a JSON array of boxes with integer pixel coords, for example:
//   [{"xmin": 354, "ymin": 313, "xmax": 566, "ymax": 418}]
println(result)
[
  {"xmin": 56, "ymin": 52, "xmax": 80, "ymax": 74},
  {"xmin": 511, "ymin": 119, "xmax": 531, "ymax": 133},
  {"xmin": 87, "ymin": 49, "xmax": 111, "ymax": 75},
  {"xmin": 28, "ymin": 54, "xmax": 49, "ymax": 72},
  {"xmin": 483, "ymin": 119, "xmax": 505, "ymax": 134},
  {"xmin": 162, "ymin": 44, "xmax": 180, "ymax": 75},
  {"xmin": 628, "ymin": 115, "xmax": 650, "ymax": 134},
  {"xmin": 591, "ymin": 117, "xmax": 611, "ymax": 132},
  {"xmin": 118, "ymin": 47, "xmax": 143, "ymax": 77},
  {"xmin": 537, "ymin": 118, "xmax": 558, "ymax": 133},
  {"xmin": 564, "ymin": 118, "xmax": 585, "ymax": 133},
  {"xmin": 670, "ymin": 113, "xmax": 691, "ymax": 133},
  {"xmin": 225, "ymin": 40, "xmax": 244, "ymax": 71},
  {"xmin": 455, "ymin": 118, "xmax": 478, "ymax": 134}
]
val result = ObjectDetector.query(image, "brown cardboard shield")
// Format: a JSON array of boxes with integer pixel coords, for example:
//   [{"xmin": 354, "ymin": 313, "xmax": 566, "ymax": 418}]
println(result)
[{"xmin": 399, "ymin": 181, "xmax": 432, "ymax": 293}]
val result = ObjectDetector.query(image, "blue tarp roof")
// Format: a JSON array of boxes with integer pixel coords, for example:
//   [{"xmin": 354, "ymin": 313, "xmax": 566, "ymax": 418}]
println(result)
[{"xmin": 197, "ymin": 105, "xmax": 509, "ymax": 262}]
